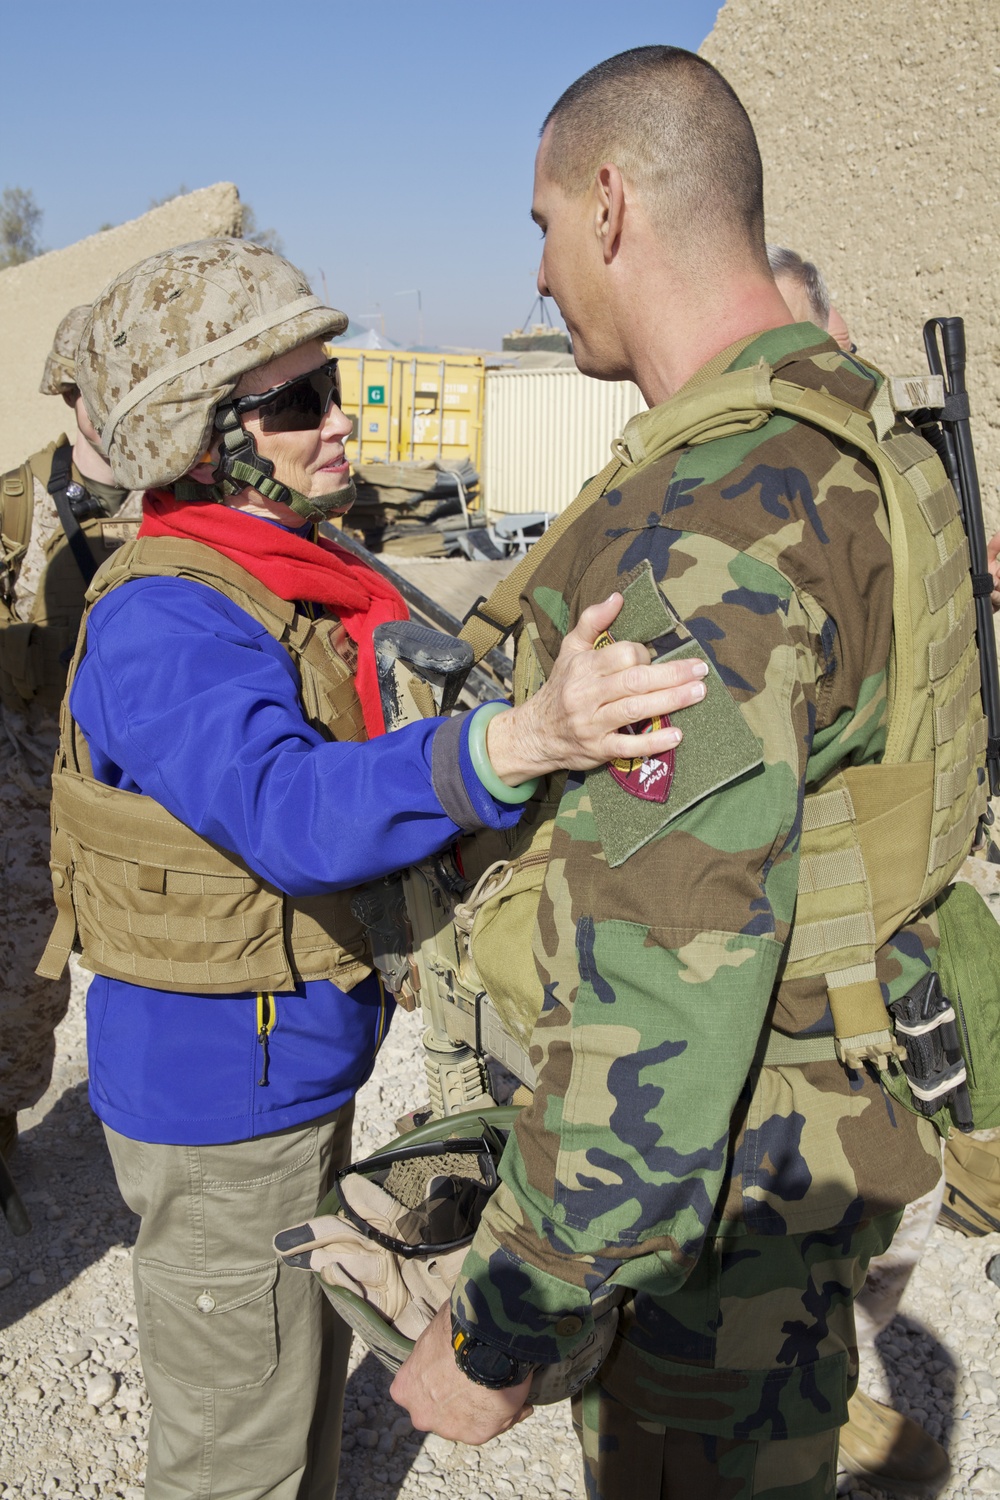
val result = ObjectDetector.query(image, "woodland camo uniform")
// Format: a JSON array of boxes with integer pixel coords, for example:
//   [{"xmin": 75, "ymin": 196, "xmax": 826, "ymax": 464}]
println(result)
[{"xmin": 450, "ymin": 324, "xmax": 950, "ymax": 1499}]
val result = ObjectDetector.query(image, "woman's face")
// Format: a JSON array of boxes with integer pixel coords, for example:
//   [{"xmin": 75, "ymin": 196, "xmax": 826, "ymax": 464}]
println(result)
[{"xmin": 236, "ymin": 338, "xmax": 353, "ymax": 503}]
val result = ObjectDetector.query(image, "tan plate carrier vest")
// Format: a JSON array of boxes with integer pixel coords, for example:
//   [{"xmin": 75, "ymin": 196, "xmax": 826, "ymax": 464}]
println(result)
[
  {"xmin": 36, "ymin": 535, "xmax": 373, "ymax": 996},
  {"xmin": 0, "ymin": 439, "xmax": 139, "ymax": 713},
  {"xmin": 459, "ymin": 360, "xmax": 988, "ymax": 1079}
]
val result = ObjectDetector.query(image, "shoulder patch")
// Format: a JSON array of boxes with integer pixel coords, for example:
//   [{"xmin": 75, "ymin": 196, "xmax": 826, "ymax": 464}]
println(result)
[{"xmin": 587, "ymin": 561, "xmax": 764, "ymax": 866}]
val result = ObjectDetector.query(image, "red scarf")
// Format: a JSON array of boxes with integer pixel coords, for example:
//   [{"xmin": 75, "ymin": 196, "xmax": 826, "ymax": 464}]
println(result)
[{"xmin": 140, "ymin": 491, "xmax": 407, "ymax": 736}]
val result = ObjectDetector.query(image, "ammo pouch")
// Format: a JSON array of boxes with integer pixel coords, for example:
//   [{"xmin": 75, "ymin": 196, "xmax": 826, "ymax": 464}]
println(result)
[
  {"xmin": 457, "ymin": 779, "xmax": 563, "ymax": 1055},
  {"xmin": 941, "ymin": 1129, "xmax": 1000, "ymax": 1237},
  {"xmin": 0, "ymin": 618, "xmax": 77, "ymax": 710},
  {"xmin": 928, "ymin": 875, "xmax": 1000, "ymax": 1129}
]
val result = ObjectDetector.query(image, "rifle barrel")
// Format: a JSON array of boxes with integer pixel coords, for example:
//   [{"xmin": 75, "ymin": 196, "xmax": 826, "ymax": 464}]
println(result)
[
  {"xmin": 924, "ymin": 317, "xmax": 1000, "ymax": 797},
  {"xmin": 321, "ymin": 525, "xmax": 513, "ymax": 697}
]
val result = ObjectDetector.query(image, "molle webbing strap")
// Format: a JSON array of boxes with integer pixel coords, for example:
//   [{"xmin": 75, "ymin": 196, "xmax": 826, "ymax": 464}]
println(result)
[
  {"xmin": 930, "ymin": 793, "xmax": 984, "ymax": 871},
  {"xmin": 929, "ymin": 604, "xmax": 976, "ymax": 682},
  {"xmin": 935, "ymin": 659, "xmax": 980, "ymax": 745},
  {"xmin": 801, "ymin": 786, "xmax": 854, "ymax": 831},
  {"xmin": 877, "ymin": 427, "xmax": 929, "ymax": 470},
  {"xmin": 458, "ymin": 452, "xmax": 627, "ymax": 665},
  {"xmin": 786, "ymin": 911, "xmax": 876, "ymax": 966},
  {"xmin": 763, "ymin": 1031, "xmax": 838, "ymax": 1067},
  {"xmin": 925, "ymin": 541, "xmax": 972, "ymax": 614},
  {"xmin": 919, "ymin": 483, "xmax": 961, "ymax": 537},
  {"xmin": 100, "ymin": 294, "xmax": 325, "ymax": 451},
  {"xmin": 796, "ymin": 846, "xmax": 866, "ymax": 895},
  {"xmin": 458, "ymin": 344, "xmax": 771, "ymax": 668},
  {"xmin": 935, "ymin": 717, "xmax": 987, "ymax": 811}
]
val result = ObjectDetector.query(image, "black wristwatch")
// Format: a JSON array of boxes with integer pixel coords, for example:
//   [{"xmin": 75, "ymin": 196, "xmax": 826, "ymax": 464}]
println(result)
[{"xmin": 451, "ymin": 1319, "xmax": 534, "ymax": 1390}]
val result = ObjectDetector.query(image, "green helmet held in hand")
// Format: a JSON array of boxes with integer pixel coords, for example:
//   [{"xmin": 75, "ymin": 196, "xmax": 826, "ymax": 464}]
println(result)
[
  {"xmin": 76, "ymin": 238, "xmax": 352, "ymax": 522},
  {"xmin": 274, "ymin": 1107, "xmax": 621, "ymax": 1403}
]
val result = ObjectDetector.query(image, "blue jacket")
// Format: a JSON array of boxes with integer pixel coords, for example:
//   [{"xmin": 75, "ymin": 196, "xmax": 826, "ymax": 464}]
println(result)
[{"xmin": 71, "ymin": 562, "xmax": 519, "ymax": 1146}]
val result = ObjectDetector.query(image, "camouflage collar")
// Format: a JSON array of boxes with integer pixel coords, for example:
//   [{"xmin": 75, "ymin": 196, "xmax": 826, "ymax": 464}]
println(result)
[{"xmin": 616, "ymin": 322, "xmax": 837, "ymax": 477}]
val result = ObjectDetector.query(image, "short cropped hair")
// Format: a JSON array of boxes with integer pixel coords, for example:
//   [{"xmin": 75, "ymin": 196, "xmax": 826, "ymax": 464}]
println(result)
[
  {"xmin": 766, "ymin": 244, "xmax": 831, "ymax": 327},
  {"xmin": 541, "ymin": 47, "xmax": 767, "ymax": 264}
]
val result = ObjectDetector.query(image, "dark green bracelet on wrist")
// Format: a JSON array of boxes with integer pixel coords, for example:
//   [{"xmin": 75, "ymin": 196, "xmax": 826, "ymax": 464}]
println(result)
[{"xmin": 467, "ymin": 702, "xmax": 540, "ymax": 804}]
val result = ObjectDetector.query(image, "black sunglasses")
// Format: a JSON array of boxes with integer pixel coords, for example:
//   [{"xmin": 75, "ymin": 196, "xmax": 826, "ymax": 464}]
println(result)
[{"xmin": 231, "ymin": 359, "xmax": 342, "ymax": 433}]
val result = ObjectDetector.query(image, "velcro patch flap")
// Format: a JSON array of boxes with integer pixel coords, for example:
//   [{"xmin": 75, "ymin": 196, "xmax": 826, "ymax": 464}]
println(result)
[{"xmin": 587, "ymin": 561, "xmax": 764, "ymax": 867}]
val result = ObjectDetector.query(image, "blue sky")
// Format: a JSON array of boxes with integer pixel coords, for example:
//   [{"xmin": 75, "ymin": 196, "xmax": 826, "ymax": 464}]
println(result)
[{"xmin": 4, "ymin": 0, "xmax": 722, "ymax": 348}]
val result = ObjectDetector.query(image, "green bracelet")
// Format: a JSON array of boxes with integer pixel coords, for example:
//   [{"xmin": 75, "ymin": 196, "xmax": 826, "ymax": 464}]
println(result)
[{"xmin": 467, "ymin": 702, "xmax": 540, "ymax": 805}]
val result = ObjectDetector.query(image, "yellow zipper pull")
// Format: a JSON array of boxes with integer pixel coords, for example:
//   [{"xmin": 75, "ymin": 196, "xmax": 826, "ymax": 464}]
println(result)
[{"xmin": 256, "ymin": 992, "xmax": 276, "ymax": 1087}]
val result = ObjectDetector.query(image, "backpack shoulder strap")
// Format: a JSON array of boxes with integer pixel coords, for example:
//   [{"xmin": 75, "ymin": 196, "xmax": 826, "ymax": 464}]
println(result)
[
  {"xmin": 458, "ymin": 357, "xmax": 777, "ymax": 666},
  {"xmin": 458, "ymin": 451, "xmax": 627, "ymax": 665}
]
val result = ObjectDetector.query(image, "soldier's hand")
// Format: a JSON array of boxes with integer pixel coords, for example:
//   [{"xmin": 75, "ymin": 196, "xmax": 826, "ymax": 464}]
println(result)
[
  {"xmin": 486, "ymin": 592, "xmax": 707, "ymax": 784},
  {"xmin": 390, "ymin": 1302, "xmax": 534, "ymax": 1444}
]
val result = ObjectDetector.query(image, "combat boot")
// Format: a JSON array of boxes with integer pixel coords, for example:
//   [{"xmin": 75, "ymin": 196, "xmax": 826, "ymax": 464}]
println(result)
[
  {"xmin": 839, "ymin": 1390, "xmax": 949, "ymax": 1493},
  {"xmin": 0, "ymin": 1112, "xmax": 16, "ymax": 1160}
]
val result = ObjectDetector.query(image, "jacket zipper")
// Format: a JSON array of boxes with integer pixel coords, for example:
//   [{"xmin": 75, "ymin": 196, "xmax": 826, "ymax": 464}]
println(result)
[{"xmin": 257, "ymin": 992, "xmax": 276, "ymax": 1086}]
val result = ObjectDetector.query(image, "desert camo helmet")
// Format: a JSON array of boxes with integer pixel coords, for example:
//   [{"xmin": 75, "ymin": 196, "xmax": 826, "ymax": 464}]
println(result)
[
  {"xmin": 76, "ymin": 238, "xmax": 348, "ymax": 492},
  {"xmin": 39, "ymin": 304, "xmax": 92, "ymax": 396}
]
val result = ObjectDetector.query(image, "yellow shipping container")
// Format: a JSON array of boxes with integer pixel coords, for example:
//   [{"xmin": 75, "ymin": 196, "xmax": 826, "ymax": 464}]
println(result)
[{"xmin": 331, "ymin": 349, "xmax": 484, "ymax": 474}]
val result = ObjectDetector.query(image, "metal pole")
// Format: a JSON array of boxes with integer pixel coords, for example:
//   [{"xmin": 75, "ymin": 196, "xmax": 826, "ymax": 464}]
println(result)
[
  {"xmin": 437, "ymin": 359, "xmax": 446, "ymax": 459},
  {"xmin": 385, "ymin": 357, "xmax": 394, "ymax": 463},
  {"xmin": 356, "ymin": 354, "xmax": 365, "ymax": 467},
  {"xmin": 409, "ymin": 357, "xmax": 417, "ymax": 460}
]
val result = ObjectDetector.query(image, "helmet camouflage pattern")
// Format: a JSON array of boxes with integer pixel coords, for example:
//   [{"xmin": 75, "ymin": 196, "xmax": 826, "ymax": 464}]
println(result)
[
  {"xmin": 77, "ymin": 239, "xmax": 348, "ymax": 490},
  {"xmin": 39, "ymin": 304, "xmax": 91, "ymax": 396}
]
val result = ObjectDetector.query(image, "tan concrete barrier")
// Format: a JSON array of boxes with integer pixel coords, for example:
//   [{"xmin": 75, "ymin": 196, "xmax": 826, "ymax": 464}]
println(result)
[
  {"xmin": 701, "ymin": 0, "xmax": 999, "ymax": 531},
  {"xmin": 0, "ymin": 183, "xmax": 242, "ymax": 473}
]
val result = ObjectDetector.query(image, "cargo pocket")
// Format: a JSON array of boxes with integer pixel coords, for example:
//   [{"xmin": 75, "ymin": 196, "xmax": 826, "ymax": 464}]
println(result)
[{"xmin": 137, "ymin": 1258, "xmax": 278, "ymax": 1391}]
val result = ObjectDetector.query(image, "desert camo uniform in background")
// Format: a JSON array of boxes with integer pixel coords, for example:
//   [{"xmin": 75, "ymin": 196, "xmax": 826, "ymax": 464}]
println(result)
[
  {"xmin": 392, "ymin": 46, "xmax": 986, "ymax": 1500},
  {"xmin": 0, "ymin": 307, "xmax": 136, "ymax": 1158}
]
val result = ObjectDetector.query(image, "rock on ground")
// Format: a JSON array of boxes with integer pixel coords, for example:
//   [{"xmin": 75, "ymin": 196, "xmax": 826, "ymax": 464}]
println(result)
[{"xmin": 2, "ymin": 966, "xmax": 999, "ymax": 1499}]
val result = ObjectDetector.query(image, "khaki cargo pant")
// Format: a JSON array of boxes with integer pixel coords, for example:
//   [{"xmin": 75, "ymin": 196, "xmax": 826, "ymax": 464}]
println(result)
[
  {"xmin": 104, "ymin": 1105, "xmax": 353, "ymax": 1500},
  {"xmin": 573, "ymin": 1211, "xmax": 900, "ymax": 1500}
]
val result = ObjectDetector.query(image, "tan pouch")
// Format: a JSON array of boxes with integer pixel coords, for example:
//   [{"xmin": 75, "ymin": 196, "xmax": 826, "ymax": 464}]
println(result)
[{"xmin": 461, "ymin": 783, "xmax": 563, "ymax": 1052}]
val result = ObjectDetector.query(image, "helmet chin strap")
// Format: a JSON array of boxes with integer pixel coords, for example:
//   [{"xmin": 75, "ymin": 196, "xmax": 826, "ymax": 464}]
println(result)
[{"xmin": 173, "ymin": 403, "xmax": 357, "ymax": 523}]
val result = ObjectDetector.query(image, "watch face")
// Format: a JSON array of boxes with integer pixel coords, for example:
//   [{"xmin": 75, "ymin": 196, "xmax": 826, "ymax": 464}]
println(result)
[{"xmin": 465, "ymin": 1339, "xmax": 520, "ymax": 1387}]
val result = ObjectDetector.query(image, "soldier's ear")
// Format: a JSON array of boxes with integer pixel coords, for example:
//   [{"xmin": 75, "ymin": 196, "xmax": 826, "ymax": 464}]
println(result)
[{"xmin": 594, "ymin": 164, "xmax": 626, "ymax": 263}]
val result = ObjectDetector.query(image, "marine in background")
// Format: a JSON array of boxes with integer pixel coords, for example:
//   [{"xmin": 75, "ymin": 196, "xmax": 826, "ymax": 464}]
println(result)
[
  {"xmin": 767, "ymin": 243, "xmax": 853, "ymax": 352},
  {"xmin": 0, "ymin": 307, "xmax": 136, "ymax": 1158}
]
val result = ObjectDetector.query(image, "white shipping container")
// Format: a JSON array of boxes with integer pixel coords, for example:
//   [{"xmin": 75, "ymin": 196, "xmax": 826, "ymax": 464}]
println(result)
[{"xmin": 482, "ymin": 367, "xmax": 645, "ymax": 516}]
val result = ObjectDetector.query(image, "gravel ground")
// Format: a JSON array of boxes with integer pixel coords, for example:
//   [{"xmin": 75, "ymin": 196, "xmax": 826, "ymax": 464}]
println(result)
[{"xmin": 2, "ymin": 966, "xmax": 999, "ymax": 1499}]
